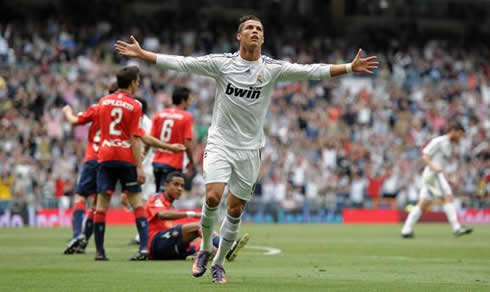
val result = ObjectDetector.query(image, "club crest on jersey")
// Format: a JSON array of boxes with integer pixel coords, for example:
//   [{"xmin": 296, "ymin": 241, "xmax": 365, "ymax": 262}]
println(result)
[
  {"xmin": 257, "ymin": 73, "xmax": 263, "ymax": 85},
  {"xmin": 225, "ymin": 83, "xmax": 262, "ymax": 100},
  {"xmin": 155, "ymin": 199, "xmax": 163, "ymax": 207}
]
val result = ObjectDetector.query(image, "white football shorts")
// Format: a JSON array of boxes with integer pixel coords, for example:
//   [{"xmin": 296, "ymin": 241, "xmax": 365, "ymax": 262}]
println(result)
[
  {"xmin": 420, "ymin": 171, "xmax": 453, "ymax": 200},
  {"xmin": 203, "ymin": 142, "xmax": 261, "ymax": 201}
]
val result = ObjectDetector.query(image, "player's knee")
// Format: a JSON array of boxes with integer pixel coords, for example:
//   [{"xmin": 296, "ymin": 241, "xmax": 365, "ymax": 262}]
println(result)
[
  {"xmin": 419, "ymin": 200, "xmax": 430, "ymax": 211},
  {"xmin": 444, "ymin": 195, "xmax": 453, "ymax": 203},
  {"xmin": 74, "ymin": 195, "xmax": 86, "ymax": 203},
  {"xmin": 226, "ymin": 205, "xmax": 244, "ymax": 218},
  {"xmin": 205, "ymin": 191, "xmax": 222, "ymax": 207}
]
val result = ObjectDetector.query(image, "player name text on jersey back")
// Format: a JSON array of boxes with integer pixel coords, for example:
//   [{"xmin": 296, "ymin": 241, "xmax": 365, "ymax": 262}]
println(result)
[
  {"xmin": 157, "ymin": 112, "xmax": 185, "ymax": 120},
  {"xmin": 101, "ymin": 99, "xmax": 135, "ymax": 111}
]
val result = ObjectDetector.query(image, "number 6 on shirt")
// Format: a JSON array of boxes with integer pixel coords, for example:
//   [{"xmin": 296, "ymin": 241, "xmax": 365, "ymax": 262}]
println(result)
[{"xmin": 160, "ymin": 119, "xmax": 174, "ymax": 142}]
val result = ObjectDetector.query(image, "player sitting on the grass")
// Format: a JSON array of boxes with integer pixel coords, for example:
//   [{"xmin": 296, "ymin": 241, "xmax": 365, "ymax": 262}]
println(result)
[
  {"xmin": 401, "ymin": 121, "xmax": 473, "ymax": 238},
  {"xmin": 146, "ymin": 171, "xmax": 249, "ymax": 261}
]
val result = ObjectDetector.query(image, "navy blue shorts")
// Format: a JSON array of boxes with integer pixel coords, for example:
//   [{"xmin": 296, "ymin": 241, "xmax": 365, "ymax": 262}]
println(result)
[
  {"xmin": 152, "ymin": 163, "xmax": 181, "ymax": 193},
  {"xmin": 97, "ymin": 161, "xmax": 141, "ymax": 194},
  {"xmin": 150, "ymin": 225, "xmax": 194, "ymax": 260},
  {"xmin": 75, "ymin": 160, "xmax": 99, "ymax": 197}
]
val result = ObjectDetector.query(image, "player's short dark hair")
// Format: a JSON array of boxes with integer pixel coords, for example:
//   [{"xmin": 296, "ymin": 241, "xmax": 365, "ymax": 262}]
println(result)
[
  {"xmin": 116, "ymin": 66, "xmax": 139, "ymax": 89},
  {"xmin": 165, "ymin": 171, "xmax": 185, "ymax": 184},
  {"xmin": 448, "ymin": 121, "xmax": 465, "ymax": 133},
  {"xmin": 134, "ymin": 97, "xmax": 148, "ymax": 115},
  {"xmin": 172, "ymin": 87, "xmax": 191, "ymax": 105},
  {"xmin": 237, "ymin": 15, "xmax": 263, "ymax": 32},
  {"xmin": 108, "ymin": 82, "xmax": 119, "ymax": 94}
]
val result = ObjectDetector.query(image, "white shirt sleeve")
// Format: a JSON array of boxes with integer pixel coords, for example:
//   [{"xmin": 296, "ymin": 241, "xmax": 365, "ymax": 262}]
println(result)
[
  {"xmin": 422, "ymin": 137, "xmax": 441, "ymax": 157},
  {"xmin": 278, "ymin": 62, "xmax": 331, "ymax": 82},
  {"xmin": 156, "ymin": 54, "xmax": 220, "ymax": 78},
  {"xmin": 142, "ymin": 115, "xmax": 152, "ymax": 134}
]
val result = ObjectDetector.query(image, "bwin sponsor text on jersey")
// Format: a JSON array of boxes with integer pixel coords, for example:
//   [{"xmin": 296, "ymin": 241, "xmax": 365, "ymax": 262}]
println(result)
[{"xmin": 225, "ymin": 83, "xmax": 262, "ymax": 100}]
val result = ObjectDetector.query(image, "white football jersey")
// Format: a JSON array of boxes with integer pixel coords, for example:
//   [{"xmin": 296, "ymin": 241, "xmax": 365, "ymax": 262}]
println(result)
[
  {"xmin": 141, "ymin": 114, "xmax": 156, "ymax": 198},
  {"xmin": 422, "ymin": 135, "xmax": 455, "ymax": 177},
  {"xmin": 141, "ymin": 114, "xmax": 154, "ymax": 170},
  {"xmin": 157, "ymin": 53, "xmax": 331, "ymax": 149}
]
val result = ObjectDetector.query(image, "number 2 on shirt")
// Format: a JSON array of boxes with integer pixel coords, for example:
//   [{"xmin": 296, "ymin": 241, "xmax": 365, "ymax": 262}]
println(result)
[{"xmin": 109, "ymin": 108, "xmax": 123, "ymax": 136}]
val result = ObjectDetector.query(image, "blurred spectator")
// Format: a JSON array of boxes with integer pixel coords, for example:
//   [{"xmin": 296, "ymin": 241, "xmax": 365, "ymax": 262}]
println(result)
[{"xmin": 0, "ymin": 17, "xmax": 488, "ymax": 217}]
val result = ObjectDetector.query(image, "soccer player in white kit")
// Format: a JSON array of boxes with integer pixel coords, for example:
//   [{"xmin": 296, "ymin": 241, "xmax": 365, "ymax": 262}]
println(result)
[
  {"xmin": 128, "ymin": 97, "xmax": 155, "ymax": 245},
  {"xmin": 401, "ymin": 121, "xmax": 473, "ymax": 238},
  {"xmin": 135, "ymin": 98, "xmax": 156, "ymax": 201},
  {"xmin": 115, "ymin": 15, "xmax": 378, "ymax": 283}
]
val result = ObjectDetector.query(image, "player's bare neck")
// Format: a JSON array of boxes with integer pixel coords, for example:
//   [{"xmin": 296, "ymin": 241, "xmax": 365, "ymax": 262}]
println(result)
[
  {"xmin": 118, "ymin": 88, "xmax": 133, "ymax": 96},
  {"xmin": 163, "ymin": 192, "xmax": 174, "ymax": 203},
  {"xmin": 240, "ymin": 46, "xmax": 261, "ymax": 62}
]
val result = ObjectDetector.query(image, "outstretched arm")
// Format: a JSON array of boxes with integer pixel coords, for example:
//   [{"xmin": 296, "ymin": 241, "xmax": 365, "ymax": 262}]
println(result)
[
  {"xmin": 330, "ymin": 49, "xmax": 378, "ymax": 76},
  {"xmin": 278, "ymin": 49, "xmax": 378, "ymax": 81},
  {"xmin": 62, "ymin": 105, "xmax": 79, "ymax": 124},
  {"xmin": 115, "ymin": 36, "xmax": 219, "ymax": 77},
  {"xmin": 140, "ymin": 134, "xmax": 186, "ymax": 153},
  {"xmin": 157, "ymin": 210, "xmax": 201, "ymax": 220},
  {"xmin": 115, "ymin": 36, "xmax": 158, "ymax": 64}
]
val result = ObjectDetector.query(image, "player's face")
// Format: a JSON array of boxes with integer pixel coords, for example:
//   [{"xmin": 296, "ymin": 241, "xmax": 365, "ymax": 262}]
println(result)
[
  {"xmin": 450, "ymin": 130, "xmax": 464, "ymax": 143},
  {"xmin": 183, "ymin": 94, "xmax": 193, "ymax": 110},
  {"xmin": 165, "ymin": 177, "xmax": 185, "ymax": 200},
  {"xmin": 129, "ymin": 76, "xmax": 140, "ymax": 94},
  {"xmin": 237, "ymin": 20, "xmax": 264, "ymax": 48}
]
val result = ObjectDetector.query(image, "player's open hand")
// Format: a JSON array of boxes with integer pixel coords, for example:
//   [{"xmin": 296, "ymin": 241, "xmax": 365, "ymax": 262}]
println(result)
[
  {"xmin": 169, "ymin": 144, "xmax": 186, "ymax": 153},
  {"xmin": 351, "ymin": 49, "xmax": 378, "ymax": 74},
  {"xmin": 62, "ymin": 105, "xmax": 73, "ymax": 115},
  {"xmin": 137, "ymin": 166, "xmax": 146, "ymax": 185},
  {"xmin": 115, "ymin": 35, "xmax": 143, "ymax": 58}
]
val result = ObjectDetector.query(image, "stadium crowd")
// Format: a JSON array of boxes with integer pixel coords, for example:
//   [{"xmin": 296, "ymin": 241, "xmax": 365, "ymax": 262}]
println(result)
[{"xmin": 0, "ymin": 19, "xmax": 489, "ymax": 217}]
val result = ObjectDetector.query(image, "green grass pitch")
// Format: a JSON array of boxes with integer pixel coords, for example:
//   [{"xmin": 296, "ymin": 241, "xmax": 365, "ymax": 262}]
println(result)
[{"xmin": 0, "ymin": 224, "xmax": 489, "ymax": 291}]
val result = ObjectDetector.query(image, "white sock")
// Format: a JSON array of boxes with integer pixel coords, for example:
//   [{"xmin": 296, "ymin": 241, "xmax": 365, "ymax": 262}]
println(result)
[
  {"xmin": 443, "ymin": 203, "xmax": 461, "ymax": 232},
  {"xmin": 212, "ymin": 213, "xmax": 240, "ymax": 266},
  {"xmin": 135, "ymin": 234, "xmax": 140, "ymax": 242},
  {"xmin": 402, "ymin": 205, "xmax": 422, "ymax": 234},
  {"xmin": 199, "ymin": 202, "xmax": 218, "ymax": 252}
]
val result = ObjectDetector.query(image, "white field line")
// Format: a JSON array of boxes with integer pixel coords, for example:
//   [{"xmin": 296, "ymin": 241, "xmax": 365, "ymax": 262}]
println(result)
[{"xmin": 245, "ymin": 245, "xmax": 281, "ymax": 256}]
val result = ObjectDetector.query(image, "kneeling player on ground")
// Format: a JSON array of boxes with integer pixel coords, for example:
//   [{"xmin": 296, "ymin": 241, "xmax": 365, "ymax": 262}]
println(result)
[{"xmin": 147, "ymin": 171, "xmax": 249, "ymax": 261}]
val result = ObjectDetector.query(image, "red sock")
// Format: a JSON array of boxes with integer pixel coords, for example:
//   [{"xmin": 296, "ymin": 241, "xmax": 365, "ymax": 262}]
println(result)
[
  {"xmin": 94, "ymin": 211, "xmax": 106, "ymax": 223},
  {"xmin": 73, "ymin": 201, "xmax": 86, "ymax": 211},
  {"xmin": 190, "ymin": 240, "xmax": 201, "ymax": 252},
  {"xmin": 134, "ymin": 207, "xmax": 145, "ymax": 219},
  {"xmin": 86, "ymin": 208, "xmax": 95, "ymax": 220}
]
